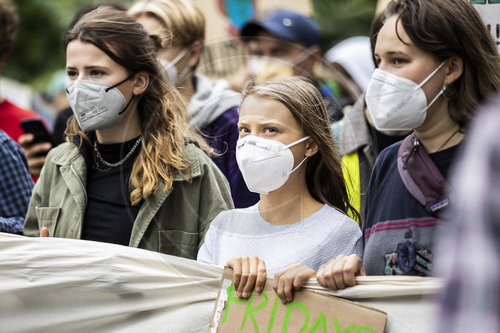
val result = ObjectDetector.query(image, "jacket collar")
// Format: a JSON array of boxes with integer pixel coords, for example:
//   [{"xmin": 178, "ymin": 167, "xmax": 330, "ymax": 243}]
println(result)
[
  {"xmin": 49, "ymin": 139, "xmax": 204, "ymax": 248},
  {"xmin": 49, "ymin": 135, "xmax": 202, "ymax": 180},
  {"xmin": 49, "ymin": 141, "xmax": 86, "ymax": 166},
  {"xmin": 48, "ymin": 133, "xmax": 94, "ymax": 168},
  {"xmin": 51, "ymin": 136, "xmax": 201, "ymax": 181}
]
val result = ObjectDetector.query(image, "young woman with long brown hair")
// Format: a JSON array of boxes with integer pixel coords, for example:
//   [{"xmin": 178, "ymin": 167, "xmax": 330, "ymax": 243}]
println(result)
[
  {"xmin": 197, "ymin": 76, "xmax": 362, "ymax": 303},
  {"xmin": 23, "ymin": 7, "xmax": 233, "ymax": 259}
]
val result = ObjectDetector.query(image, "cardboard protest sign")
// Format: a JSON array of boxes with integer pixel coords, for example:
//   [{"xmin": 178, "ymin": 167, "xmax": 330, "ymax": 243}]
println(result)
[
  {"xmin": 471, "ymin": 1, "xmax": 500, "ymax": 50},
  {"xmin": 209, "ymin": 267, "xmax": 387, "ymax": 333}
]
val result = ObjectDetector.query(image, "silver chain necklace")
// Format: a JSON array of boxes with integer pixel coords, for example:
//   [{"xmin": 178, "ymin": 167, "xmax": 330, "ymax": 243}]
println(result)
[{"xmin": 94, "ymin": 137, "xmax": 142, "ymax": 168}]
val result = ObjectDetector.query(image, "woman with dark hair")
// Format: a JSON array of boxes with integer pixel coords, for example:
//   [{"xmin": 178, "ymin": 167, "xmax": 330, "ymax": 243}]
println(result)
[
  {"xmin": 316, "ymin": 0, "xmax": 500, "ymax": 290},
  {"xmin": 197, "ymin": 76, "xmax": 362, "ymax": 303},
  {"xmin": 23, "ymin": 7, "xmax": 233, "ymax": 259}
]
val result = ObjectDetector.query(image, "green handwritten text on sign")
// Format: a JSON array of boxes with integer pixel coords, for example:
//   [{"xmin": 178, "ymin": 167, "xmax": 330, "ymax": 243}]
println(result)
[{"xmin": 221, "ymin": 283, "xmax": 379, "ymax": 332}]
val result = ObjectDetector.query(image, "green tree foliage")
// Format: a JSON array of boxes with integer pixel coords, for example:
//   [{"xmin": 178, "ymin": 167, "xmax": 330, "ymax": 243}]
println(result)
[
  {"xmin": 312, "ymin": 0, "xmax": 378, "ymax": 50},
  {"xmin": 5, "ymin": 0, "xmax": 375, "ymax": 87},
  {"xmin": 3, "ymin": 0, "xmax": 131, "ymax": 88},
  {"xmin": 3, "ymin": 0, "xmax": 65, "ymax": 87}
]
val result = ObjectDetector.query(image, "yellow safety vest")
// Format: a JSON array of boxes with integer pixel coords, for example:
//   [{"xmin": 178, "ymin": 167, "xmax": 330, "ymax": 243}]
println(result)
[{"xmin": 341, "ymin": 152, "xmax": 361, "ymax": 225}]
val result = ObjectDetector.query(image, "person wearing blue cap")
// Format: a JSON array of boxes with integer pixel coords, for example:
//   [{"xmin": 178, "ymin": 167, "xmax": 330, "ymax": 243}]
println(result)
[
  {"xmin": 241, "ymin": 9, "xmax": 322, "ymax": 50},
  {"xmin": 230, "ymin": 9, "xmax": 357, "ymax": 122}
]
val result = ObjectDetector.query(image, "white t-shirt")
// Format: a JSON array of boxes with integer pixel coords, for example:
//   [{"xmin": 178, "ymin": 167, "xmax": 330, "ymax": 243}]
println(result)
[{"xmin": 197, "ymin": 203, "xmax": 363, "ymax": 275}]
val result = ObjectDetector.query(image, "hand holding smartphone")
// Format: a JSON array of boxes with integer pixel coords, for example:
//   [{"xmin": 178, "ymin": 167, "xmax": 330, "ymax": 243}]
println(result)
[
  {"xmin": 19, "ymin": 118, "xmax": 55, "ymax": 146},
  {"xmin": 19, "ymin": 119, "xmax": 54, "ymax": 177}
]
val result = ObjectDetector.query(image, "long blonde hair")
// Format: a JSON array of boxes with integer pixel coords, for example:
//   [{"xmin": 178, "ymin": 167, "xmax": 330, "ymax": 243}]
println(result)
[
  {"xmin": 65, "ymin": 6, "xmax": 205, "ymax": 205},
  {"xmin": 128, "ymin": 0, "xmax": 204, "ymax": 48}
]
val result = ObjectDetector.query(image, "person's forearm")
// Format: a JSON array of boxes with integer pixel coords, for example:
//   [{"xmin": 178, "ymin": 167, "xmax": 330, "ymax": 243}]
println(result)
[{"xmin": 0, "ymin": 216, "xmax": 24, "ymax": 234}]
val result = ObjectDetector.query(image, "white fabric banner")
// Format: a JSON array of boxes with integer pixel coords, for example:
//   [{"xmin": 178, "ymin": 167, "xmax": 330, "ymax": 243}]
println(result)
[{"xmin": 0, "ymin": 233, "xmax": 442, "ymax": 332}]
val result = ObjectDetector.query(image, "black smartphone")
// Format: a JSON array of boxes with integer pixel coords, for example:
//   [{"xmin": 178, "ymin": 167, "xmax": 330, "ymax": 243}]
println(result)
[{"xmin": 19, "ymin": 118, "xmax": 55, "ymax": 145}]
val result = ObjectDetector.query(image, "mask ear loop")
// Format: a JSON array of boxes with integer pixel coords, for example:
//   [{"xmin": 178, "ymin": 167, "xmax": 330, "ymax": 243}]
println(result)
[
  {"xmin": 414, "ymin": 61, "xmax": 447, "ymax": 112},
  {"xmin": 168, "ymin": 47, "xmax": 189, "ymax": 67},
  {"xmin": 284, "ymin": 136, "xmax": 311, "ymax": 149},
  {"xmin": 285, "ymin": 136, "xmax": 312, "ymax": 174},
  {"xmin": 118, "ymin": 95, "xmax": 135, "ymax": 115},
  {"xmin": 105, "ymin": 74, "xmax": 134, "ymax": 92},
  {"xmin": 290, "ymin": 48, "xmax": 313, "ymax": 67},
  {"xmin": 415, "ymin": 61, "xmax": 446, "ymax": 90},
  {"xmin": 162, "ymin": 48, "xmax": 190, "ymax": 84},
  {"xmin": 104, "ymin": 74, "xmax": 136, "ymax": 115},
  {"xmin": 176, "ymin": 64, "xmax": 191, "ymax": 84},
  {"xmin": 289, "ymin": 156, "xmax": 308, "ymax": 174},
  {"xmin": 424, "ymin": 88, "xmax": 444, "ymax": 112}
]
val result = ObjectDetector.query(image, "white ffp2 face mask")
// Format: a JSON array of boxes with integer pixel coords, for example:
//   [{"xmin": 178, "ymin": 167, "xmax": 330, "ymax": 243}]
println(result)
[
  {"xmin": 158, "ymin": 48, "xmax": 189, "ymax": 85},
  {"xmin": 365, "ymin": 61, "xmax": 446, "ymax": 131},
  {"xmin": 66, "ymin": 77, "xmax": 133, "ymax": 133},
  {"xmin": 236, "ymin": 135, "xmax": 310, "ymax": 194}
]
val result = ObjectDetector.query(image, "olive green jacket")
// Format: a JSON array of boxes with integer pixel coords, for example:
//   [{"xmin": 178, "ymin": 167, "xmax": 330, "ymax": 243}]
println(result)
[{"xmin": 23, "ymin": 141, "xmax": 234, "ymax": 259}]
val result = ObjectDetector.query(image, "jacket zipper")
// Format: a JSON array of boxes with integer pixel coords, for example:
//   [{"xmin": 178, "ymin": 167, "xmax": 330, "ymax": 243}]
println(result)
[{"xmin": 70, "ymin": 164, "xmax": 87, "ymax": 206}]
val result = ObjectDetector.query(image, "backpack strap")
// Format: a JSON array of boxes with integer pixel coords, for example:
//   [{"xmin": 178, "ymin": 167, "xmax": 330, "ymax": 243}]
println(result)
[{"xmin": 397, "ymin": 133, "xmax": 450, "ymax": 216}]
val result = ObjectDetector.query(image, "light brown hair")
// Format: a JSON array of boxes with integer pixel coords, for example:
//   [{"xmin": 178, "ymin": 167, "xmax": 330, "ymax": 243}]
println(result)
[{"xmin": 242, "ymin": 76, "xmax": 359, "ymax": 219}]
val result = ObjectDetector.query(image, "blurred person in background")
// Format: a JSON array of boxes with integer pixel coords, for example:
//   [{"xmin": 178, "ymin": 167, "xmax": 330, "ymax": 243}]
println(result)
[
  {"xmin": 229, "ymin": 9, "xmax": 358, "ymax": 123},
  {"xmin": 0, "ymin": 130, "xmax": 33, "ymax": 234},
  {"xmin": 435, "ymin": 95, "xmax": 500, "ymax": 333},
  {"xmin": 30, "ymin": 70, "xmax": 69, "ymax": 132},
  {"xmin": 129, "ymin": 0, "xmax": 259, "ymax": 208},
  {"xmin": 325, "ymin": 36, "xmax": 374, "ymax": 96},
  {"xmin": 38, "ymin": 69, "xmax": 71, "ymax": 142},
  {"xmin": 0, "ymin": 0, "xmax": 38, "ymax": 142},
  {"xmin": 331, "ymin": 13, "xmax": 409, "ymax": 225},
  {"xmin": 45, "ymin": 70, "xmax": 70, "ymax": 117}
]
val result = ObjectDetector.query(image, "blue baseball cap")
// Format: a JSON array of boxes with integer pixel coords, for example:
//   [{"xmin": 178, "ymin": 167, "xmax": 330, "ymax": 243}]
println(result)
[{"xmin": 240, "ymin": 9, "xmax": 321, "ymax": 48}]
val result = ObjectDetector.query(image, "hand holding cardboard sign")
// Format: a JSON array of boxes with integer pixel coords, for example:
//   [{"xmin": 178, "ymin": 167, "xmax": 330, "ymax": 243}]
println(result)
[
  {"xmin": 317, "ymin": 254, "xmax": 365, "ymax": 290},
  {"xmin": 227, "ymin": 256, "xmax": 267, "ymax": 299},
  {"xmin": 210, "ymin": 266, "xmax": 387, "ymax": 332},
  {"xmin": 272, "ymin": 263, "xmax": 316, "ymax": 304}
]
